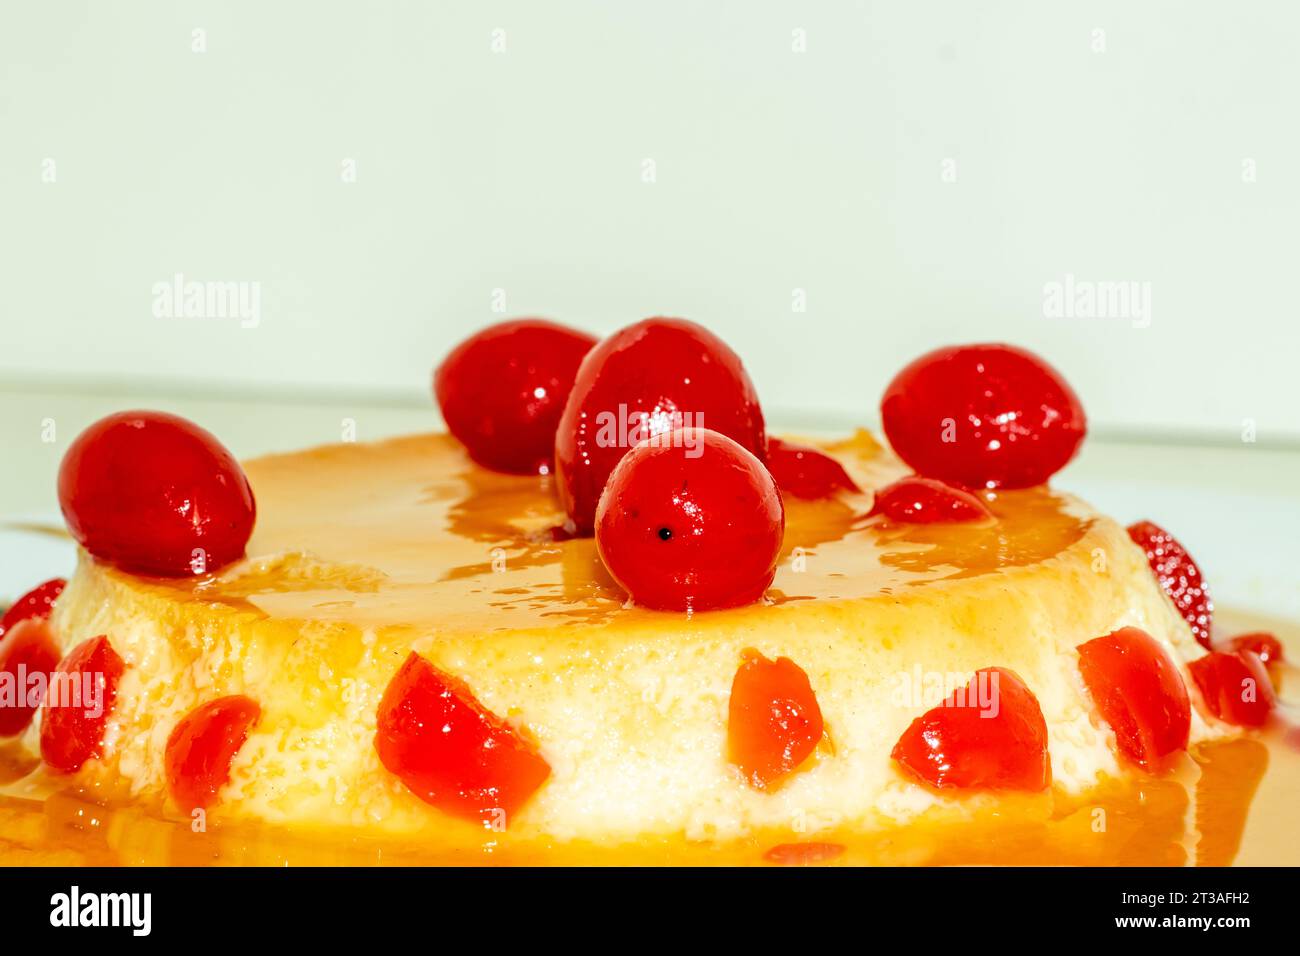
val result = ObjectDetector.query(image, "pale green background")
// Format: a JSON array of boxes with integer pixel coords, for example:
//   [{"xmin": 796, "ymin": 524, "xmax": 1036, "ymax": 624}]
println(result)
[{"xmin": 2, "ymin": 1, "xmax": 1298, "ymax": 440}]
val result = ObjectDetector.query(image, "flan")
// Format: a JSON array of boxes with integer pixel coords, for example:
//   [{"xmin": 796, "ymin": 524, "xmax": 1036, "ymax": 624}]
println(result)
[{"xmin": 9, "ymin": 427, "xmax": 1234, "ymax": 856}]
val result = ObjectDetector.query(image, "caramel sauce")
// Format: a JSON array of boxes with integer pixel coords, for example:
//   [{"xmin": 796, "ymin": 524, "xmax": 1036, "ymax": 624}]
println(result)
[{"xmin": 171, "ymin": 431, "xmax": 1092, "ymax": 632}]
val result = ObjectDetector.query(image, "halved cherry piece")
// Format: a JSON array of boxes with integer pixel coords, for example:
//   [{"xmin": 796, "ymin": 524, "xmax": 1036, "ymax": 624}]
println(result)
[
  {"xmin": 0, "ymin": 619, "xmax": 62, "ymax": 736},
  {"xmin": 1126, "ymin": 520, "xmax": 1213, "ymax": 649},
  {"xmin": 868, "ymin": 475, "xmax": 993, "ymax": 523},
  {"xmin": 1076, "ymin": 627, "xmax": 1190, "ymax": 769},
  {"xmin": 0, "ymin": 578, "xmax": 66, "ymax": 737},
  {"xmin": 880, "ymin": 343, "xmax": 1086, "ymax": 489},
  {"xmin": 434, "ymin": 318, "xmax": 597, "ymax": 475},
  {"xmin": 1219, "ymin": 632, "xmax": 1283, "ymax": 666},
  {"xmin": 165, "ymin": 695, "xmax": 261, "ymax": 811},
  {"xmin": 39, "ymin": 635, "xmax": 125, "ymax": 773},
  {"xmin": 764, "ymin": 437, "xmax": 860, "ymax": 499},
  {"xmin": 1188, "ymin": 651, "xmax": 1276, "ymax": 729},
  {"xmin": 0, "ymin": 578, "xmax": 65, "ymax": 638},
  {"xmin": 595, "ymin": 428, "xmax": 785, "ymax": 611},
  {"xmin": 374, "ymin": 653, "xmax": 550, "ymax": 823},
  {"xmin": 727, "ymin": 650, "xmax": 824, "ymax": 789},
  {"xmin": 58, "ymin": 411, "xmax": 255, "ymax": 577},
  {"xmin": 763, "ymin": 842, "xmax": 846, "ymax": 865},
  {"xmin": 890, "ymin": 666, "xmax": 1050, "ymax": 791}
]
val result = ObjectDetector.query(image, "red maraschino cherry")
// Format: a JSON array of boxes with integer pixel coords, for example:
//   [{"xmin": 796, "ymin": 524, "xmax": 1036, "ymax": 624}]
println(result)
[
  {"xmin": 1076, "ymin": 627, "xmax": 1190, "ymax": 770},
  {"xmin": 0, "ymin": 578, "xmax": 65, "ymax": 639},
  {"xmin": 0, "ymin": 578, "xmax": 67, "ymax": 736},
  {"xmin": 374, "ymin": 652, "xmax": 551, "ymax": 823},
  {"xmin": 165, "ymin": 695, "xmax": 262, "ymax": 810},
  {"xmin": 58, "ymin": 411, "xmax": 255, "ymax": 577},
  {"xmin": 0, "ymin": 619, "xmax": 62, "ymax": 737},
  {"xmin": 765, "ymin": 437, "xmax": 860, "ymax": 499},
  {"xmin": 1188, "ymin": 650, "xmax": 1275, "ymax": 728},
  {"xmin": 1127, "ymin": 520, "xmax": 1214, "ymax": 649},
  {"xmin": 556, "ymin": 318, "xmax": 766, "ymax": 534},
  {"xmin": 727, "ymin": 650, "xmax": 824, "ymax": 788},
  {"xmin": 868, "ymin": 476, "xmax": 993, "ymax": 523},
  {"xmin": 40, "ymin": 635, "xmax": 125, "ymax": 773},
  {"xmin": 880, "ymin": 343, "xmax": 1086, "ymax": 489},
  {"xmin": 1218, "ymin": 632, "xmax": 1282, "ymax": 666},
  {"xmin": 891, "ymin": 667, "xmax": 1051, "ymax": 791},
  {"xmin": 763, "ymin": 842, "xmax": 846, "ymax": 865},
  {"xmin": 434, "ymin": 318, "xmax": 597, "ymax": 475},
  {"xmin": 594, "ymin": 428, "xmax": 784, "ymax": 611}
]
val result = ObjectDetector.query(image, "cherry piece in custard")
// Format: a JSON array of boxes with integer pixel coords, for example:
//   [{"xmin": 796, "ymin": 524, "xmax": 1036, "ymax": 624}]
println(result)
[
  {"xmin": 1076, "ymin": 627, "xmax": 1190, "ymax": 770},
  {"xmin": 58, "ymin": 411, "xmax": 256, "ymax": 577},
  {"xmin": 374, "ymin": 652, "xmax": 551, "ymax": 824},
  {"xmin": 594, "ymin": 427, "xmax": 784, "ymax": 611},
  {"xmin": 1127, "ymin": 520, "xmax": 1214, "ymax": 650},
  {"xmin": 0, "ymin": 619, "xmax": 62, "ymax": 737},
  {"xmin": 434, "ymin": 318, "xmax": 597, "ymax": 475},
  {"xmin": 1218, "ymin": 632, "xmax": 1283, "ymax": 666},
  {"xmin": 1188, "ymin": 651, "xmax": 1276, "ymax": 728},
  {"xmin": 763, "ymin": 842, "xmax": 846, "ymax": 865},
  {"xmin": 40, "ymin": 635, "xmax": 125, "ymax": 773},
  {"xmin": 868, "ymin": 475, "xmax": 992, "ymax": 523},
  {"xmin": 880, "ymin": 343, "xmax": 1086, "ymax": 489},
  {"xmin": 165, "ymin": 695, "xmax": 262, "ymax": 810},
  {"xmin": 727, "ymin": 650, "xmax": 824, "ymax": 789},
  {"xmin": 764, "ymin": 437, "xmax": 860, "ymax": 499},
  {"xmin": 556, "ymin": 318, "xmax": 767, "ymax": 534},
  {"xmin": 0, "ymin": 578, "xmax": 65, "ymax": 639},
  {"xmin": 0, "ymin": 578, "xmax": 68, "ymax": 735},
  {"xmin": 891, "ymin": 667, "xmax": 1051, "ymax": 791}
]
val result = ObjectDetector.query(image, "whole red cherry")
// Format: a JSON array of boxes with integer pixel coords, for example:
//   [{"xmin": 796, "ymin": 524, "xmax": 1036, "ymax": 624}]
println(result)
[
  {"xmin": 434, "ymin": 318, "xmax": 597, "ymax": 475},
  {"xmin": 556, "ymin": 318, "xmax": 766, "ymax": 534},
  {"xmin": 595, "ymin": 428, "xmax": 784, "ymax": 611},
  {"xmin": 58, "ymin": 411, "xmax": 256, "ymax": 577},
  {"xmin": 880, "ymin": 343, "xmax": 1086, "ymax": 489}
]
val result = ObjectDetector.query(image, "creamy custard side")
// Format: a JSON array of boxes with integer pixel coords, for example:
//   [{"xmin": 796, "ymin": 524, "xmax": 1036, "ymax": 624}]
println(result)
[{"xmin": 0, "ymin": 430, "xmax": 1232, "ymax": 847}]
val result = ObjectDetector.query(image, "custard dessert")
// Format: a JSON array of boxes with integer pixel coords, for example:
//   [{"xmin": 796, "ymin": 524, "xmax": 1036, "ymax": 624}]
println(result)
[
  {"xmin": 9, "ymin": 430, "xmax": 1230, "ymax": 842},
  {"xmin": 0, "ymin": 320, "xmax": 1287, "ymax": 865}
]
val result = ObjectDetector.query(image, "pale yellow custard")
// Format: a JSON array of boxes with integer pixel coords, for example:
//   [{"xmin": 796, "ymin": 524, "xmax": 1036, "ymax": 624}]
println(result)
[{"xmin": 0, "ymin": 429, "xmax": 1270, "ymax": 865}]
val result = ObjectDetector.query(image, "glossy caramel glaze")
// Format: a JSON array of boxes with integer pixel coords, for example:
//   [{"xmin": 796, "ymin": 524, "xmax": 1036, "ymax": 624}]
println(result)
[{"xmin": 188, "ymin": 430, "xmax": 1092, "ymax": 631}]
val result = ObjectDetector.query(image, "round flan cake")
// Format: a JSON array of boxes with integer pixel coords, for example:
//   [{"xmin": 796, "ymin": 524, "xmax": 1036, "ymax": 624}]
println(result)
[{"xmin": 13, "ymin": 427, "xmax": 1231, "ymax": 854}]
